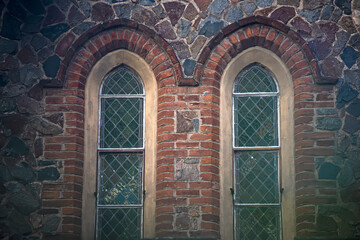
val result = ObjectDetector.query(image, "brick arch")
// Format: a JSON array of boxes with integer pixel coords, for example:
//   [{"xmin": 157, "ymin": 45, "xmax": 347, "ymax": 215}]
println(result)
[
  {"xmin": 195, "ymin": 15, "xmax": 335, "ymax": 86},
  {"xmin": 42, "ymin": 18, "xmax": 184, "ymax": 88}
]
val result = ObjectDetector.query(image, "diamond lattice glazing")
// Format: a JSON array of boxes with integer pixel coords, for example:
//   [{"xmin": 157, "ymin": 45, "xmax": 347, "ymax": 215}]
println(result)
[
  {"xmin": 98, "ymin": 153, "xmax": 143, "ymax": 205},
  {"xmin": 235, "ymin": 151, "xmax": 279, "ymax": 204},
  {"xmin": 233, "ymin": 64, "xmax": 277, "ymax": 93},
  {"xmin": 100, "ymin": 98, "xmax": 143, "ymax": 148},
  {"xmin": 235, "ymin": 206, "xmax": 280, "ymax": 240},
  {"xmin": 234, "ymin": 96, "xmax": 278, "ymax": 147},
  {"xmin": 97, "ymin": 208, "xmax": 141, "ymax": 240},
  {"xmin": 101, "ymin": 66, "xmax": 144, "ymax": 95}
]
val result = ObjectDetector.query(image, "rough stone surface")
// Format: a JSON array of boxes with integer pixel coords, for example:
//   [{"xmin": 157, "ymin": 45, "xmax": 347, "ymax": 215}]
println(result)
[
  {"xmin": 278, "ymin": 0, "xmax": 299, "ymax": 6},
  {"xmin": 183, "ymin": 59, "xmax": 197, "ymax": 76},
  {"xmin": 171, "ymin": 40, "xmax": 191, "ymax": 59},
  {"xmin": 339, "ymin": 16, "xmax": 357, "ymax": 34},
  {"xmin": 183, "ymin": 3, "xmax": 198, "ymax": 21},
  {"xmin": 340, "ymin": 183, "xmax": 360, "ymax": 202},
  {"xmin": 320, "ymin": 57, "xmax": 344, "ymax": 78},
  {"xmin": 0, "ymin": 73, "xmax": 9, "ymax": 87},
  {"xmin": 155, "ymin": 20, "xmax": 177, "ymax": 40},
  {"xmin": 319, "ymin": 22, "xmax": 339, "ymax": 42},
  {"xmin": 37, "ymin": 167, "xmax": 60, "ymax": 181},
  {"xmin": 194, "ymin": 0, "xmax": 212, "ymax": 11},
  {"xmin": 18, "ymin": 46, "xmax": 37, "ymax": 65},
  {"xmin": 0, "ymin": 38, "xmax": 18, "ymax": 54},
  {"xmin": 40, "ymin": 23, "xmax": 70, "ymax": 42},
  {"xmin": 298, "ymin": 9, "xmax": 321, "ymax": 22},
  {"xmin": 316, "ymin": 117, "xmax": 342, "ymax": 130},
  {"xmin": 7, "ymin": 0, "xmax": 27, "ymax": 21},
  {"xmin": 177, "ymin": 111, "xmax": 198, "ymax": 132},
  {"xmin": 114, "ymin": 4, "xmax": 131, "ymax": 18},
  {"xmin": 344, "ymin": 69, "xmax": 360, "ymax": 89},
  {"xmin": 338, "ymin": 162, "xmax": 355, "ymax": 188},
  {"xmin": 9, "ymin": 162, "xmax": 34, "ymax": 183},
  {"xmin": 290, "ymin": 16, "xmax": 312, "ymax": 34},
  {"xmin": 43, "ymin": 55, "xmax": 61, "ymax": 78},
  {"xmin": 318, "ymin": 162, "xmax": 341, "ymax": 179},
  {"xmin": 349, "ymin": 34, "xmax": 360, "ymax": 52},
  {"xmin": 19, "ymin": 0, "xmax": 45, "ymax": 15},
  {"xmin": 72, "ymin": 22, "xmax": 96, "ymax": 35},
  {"xmin": 191, "ymin": 35, "xmax": 207, "ymax": 58},
  {"xmin": 335, "ymin": 0, "xmax": 352, "ymax": 15},
  {"xmin": 240, "ymin": 1, "xmax": 257, "ymax": 15},
  {"xmin": 0, "ymin": 98, "xmax": 16, "ymax": 112},
  {"xmin": 225, "ymin": 7, "xmax": 244, "ymax": 23},
  {"xmin": 9, "ymin": 210, "xmax": 32, "ymax": 235},
  {"xmin": 337, "ymin": 134, "xmax": 351, "ymax": 152},
  {"xmin": 22, "ymin": 15, "xmax": 44, "ymax": 33},
  {"xmin": 42, "ymin": 216, "xmax": 60, "ymax": 233},
  {"xmin": 43, "ymin": 5, "xmax": 65, "ymax": 26},
  {"xmin": 0, "ymin": 205, "xmax": 8, "ymax": 218},
  {"xmin": 16, "ymin": 96, "xmax": 44, "ymax": 114},
  {"xmin": 175, "ymin": 158, "xmax": 200, "ymax": 181},
  {"xmin": 199, "ymin": 17, "xmax": 226, "ymax": 38},
  {"xmin": 317, "ymin": 215, "xmax": 338, "ymax": 231},
  {"xmin": 177, "ymin": 19, "xmax": 192, "ymax": 38},
  {"xmin": 68, "ymin": 6, "xmax": 86, "ymax": 27},
  {"xmin": 163, "ymin": 2, "xmax": 186, "ymax": 26},
  {"xmin": 4, "ymin": 137, "xmax": 29, "ymax": 157},
  {"xmin": 332, "ymin": 7, "xmax": 343, "ymax": 22},
  {"xmin": 132, "ymin": 6, "xmax": 159, "ymax": 26},
  {"xmin": 2, "ymin": 85, "xmax": 26, "ymax": 98},
  {"xmin": 43, "ymin": 113, "xmax": 64, "ymax": 127},
  {"xmin": 91, "ymin": 2, "xmax": 114, "ymax": 22},
  {"xmin": 152, "ymin": 4, "xmax": 167, "ymax": 19},
  {"xmin": 256, "ymin": 0, "xmax": 273, "ymax": 8},
  {"xmin": 346, "ymin": 98, "xmax": 360, "ymax": 117},
  {"xmin": 0, "ymin": 13, "xmax": 21, "ymax": 40},
  {"xmin": 343, "ymin": 115, "xmax": 360, "ymax": 134},
  {"xmin": 341, "ymin": 46, "xmax": 360, "ymax": 68},
  {"xmin": 309, "ymin": 40, "xmax": 332, "ymax": 60},
  {"xmin": 208, "ymin": 0, "xmax": 230, "ymax": 18},
  {"xmin": 9, "ymin": 191, "xmax": 40, "ymax": 215},
  {"xmin": 30, "ymin": 35, "xmax": 47, "ymax": 52},
  {"xmin": 336, "ymin": 83, "xmax": 358, "ymax": 108},
  {"xmin": 321, "ymin": 4, "xmax": 334, "ymax": 20},
  {"xmin": 30, "ymin": 118, "xmax": 63, "ymax": 135},
  {"xmin": 303, "ymin": 0, "xmax": 330, "ymax": 10},
  {"xmin": 0, "ymin": 164, "xmax": 11, "ymax": 182},
  {"xmin": 80, "ymin": 1, "xmax": 91, "ymax": 18},
  {"xmin": 20, "ymin": 65, "xmax": 42, "ymax": 87},
  {"xmin": 138, "ymin": 0, "xmax": 156, "ymax": 6},
  {"xmin": 270, "ymin": 6, "xmax": 296, "ymax": 23}
]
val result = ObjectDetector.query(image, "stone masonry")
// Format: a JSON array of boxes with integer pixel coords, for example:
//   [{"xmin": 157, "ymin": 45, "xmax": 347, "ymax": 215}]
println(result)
[{"xmin": 0, "ymin": 0, "xmax": 360, "ymax": 239}]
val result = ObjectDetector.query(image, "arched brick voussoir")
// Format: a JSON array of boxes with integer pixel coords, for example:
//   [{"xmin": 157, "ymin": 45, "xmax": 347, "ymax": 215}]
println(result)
[
  {"xmin": 198, "ymin": 16, "xmax": 336, "ymax": 86},
  {"xmin": 41, "ymin": 18, "xmax": 184, "ymax": 88}
]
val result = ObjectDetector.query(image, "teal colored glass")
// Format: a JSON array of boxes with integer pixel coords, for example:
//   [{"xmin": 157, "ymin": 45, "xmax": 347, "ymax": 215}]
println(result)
[{"xmin": 98, "ymin": 153, "xmax": 143, "ymax": 205}]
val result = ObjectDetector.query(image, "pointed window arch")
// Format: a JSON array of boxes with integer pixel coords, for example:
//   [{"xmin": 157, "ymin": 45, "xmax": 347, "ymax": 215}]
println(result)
[
  {"xmin": 220, "ymin": 47, "xmax": 295, "ymax": 240},
  {"xmin": 83, "ymin": 50, "xmax": 157, "ymax": 240}
]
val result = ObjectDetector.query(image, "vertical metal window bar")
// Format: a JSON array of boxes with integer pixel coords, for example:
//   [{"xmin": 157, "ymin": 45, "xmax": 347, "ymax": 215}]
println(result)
[
  {"xmin": 232, "ymin": 64, "xmax": 282, "ymax": 240},
  {"xmin": 96, "ymin": 66, "xmax": 145, "ymax": 240}
]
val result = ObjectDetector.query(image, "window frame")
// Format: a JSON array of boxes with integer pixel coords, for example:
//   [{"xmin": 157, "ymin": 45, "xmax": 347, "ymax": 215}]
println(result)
[
  {"xmin": 82, "ymin": 49, "xmax": 157, "ymax": 240},
  {"xmin": 220, "ymin": 47, "xmax": 295, "ymax": 240}
]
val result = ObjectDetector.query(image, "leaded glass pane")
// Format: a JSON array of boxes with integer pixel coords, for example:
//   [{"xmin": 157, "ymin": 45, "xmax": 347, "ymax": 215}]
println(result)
[
  {"xmin": 101, "ymin": 66, "xmax": 144, "ymax": 95},
  {"xmin": 98, "ymin": 153, "xmax": 143, "ymax": 205},
  {"xmin": 235, "ymin": 151, "xmax": 279, "ymax": 204},
  {"xmin": 233, "ymin": 64, "xmax": 277, "ymax": 93},
  {"xmin": 97, "ymin": 208, "xmax": 141, "ymax": 240},
  {"xmin": 235, "ymin": 206, "xmax": 281, "ymax": 240},
  {"xmin": 234, "ymin": 96, "xmax": 278, "ymax": 147},
  {"xmin": 100, "ymin": 98, "xmax": 143, "ymax": 148}
]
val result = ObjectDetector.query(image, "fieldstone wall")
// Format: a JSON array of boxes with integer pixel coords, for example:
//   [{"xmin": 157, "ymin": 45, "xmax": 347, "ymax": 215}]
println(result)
[{"xmin": 0, "ymin": 0, "xmax": 359, "ymax": 239}]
